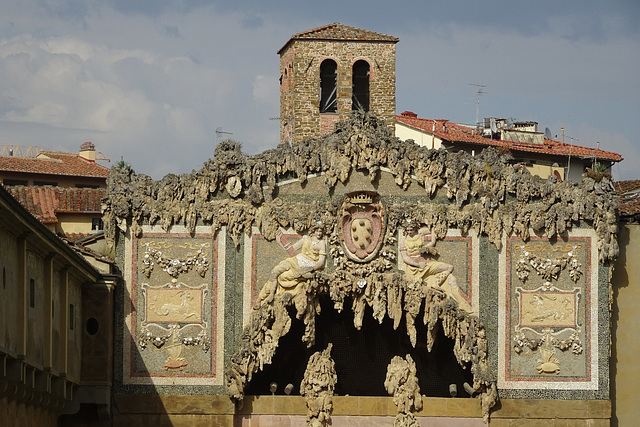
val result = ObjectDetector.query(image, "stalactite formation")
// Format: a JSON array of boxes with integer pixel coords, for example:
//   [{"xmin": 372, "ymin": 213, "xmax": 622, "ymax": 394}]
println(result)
[
  {"xmin": 226, "ymin": 273, "xmax": 498, "ymax": 420},
  {"xmin": 103, "ymin": 112, "xmax": 619, "ymax": 262},
  {"xmin": 300, "ymin": 344, "xmax": 337, "ymax": 427},
  {"xmin": 385, "ymin": 354, "xmax": 422, "ymax": 427}
]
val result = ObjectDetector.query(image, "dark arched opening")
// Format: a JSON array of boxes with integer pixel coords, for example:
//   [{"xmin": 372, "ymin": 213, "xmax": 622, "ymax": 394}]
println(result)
[
  {"xmin": 320, "ymin": 59, "xmax": 338, "ymax": 113},
  {"xmin": 352, "ymin": 60, "xmax": 370, "ymax": 112},
  {"xmin": 245, "ymin": 295, "xmax": 473, "ymax": 397}
]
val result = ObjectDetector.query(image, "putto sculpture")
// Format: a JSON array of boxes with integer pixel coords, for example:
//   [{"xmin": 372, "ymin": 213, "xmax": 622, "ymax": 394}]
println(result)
[
  {"xmin": 255, "ymin": 223, "xmax": 327, "ymax": 308},
  {"xmin": 399, "ymin": 220, "xmax": 472, "ymax": 313}
]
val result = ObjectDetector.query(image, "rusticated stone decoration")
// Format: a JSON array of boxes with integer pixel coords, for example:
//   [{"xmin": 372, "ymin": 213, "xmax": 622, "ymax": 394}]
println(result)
[
  {"xmin": 384, "ymin": 354, "xmax": 423, "ymax": 427},
  {"xmin": 103, "ymin": 112, "xmax": 618, "ymax": 264},
  {"xmin": 300, "ymin": 344, "xmax": 337, "ymax": 427},
  {"xmin": 226, "ymin": 275, "xmax": 498, "ymax": 420},
  {"xmin": 104, "ymin": 111, "xmax": 616, "ymax": 420}
]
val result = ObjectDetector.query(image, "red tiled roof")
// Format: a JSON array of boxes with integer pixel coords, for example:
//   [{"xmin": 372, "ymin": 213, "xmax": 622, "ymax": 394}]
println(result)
[
  {"xmin": 613, "ymin": 180, "xmax": 640, "ymax": 195},
  {"xmin": 396, "ymin": 113, "xmax": 623, "ymax": 162},
  {"xmin": 0, "ymin": 151, "xmax": 109, "ymax": 178},
  {"xmin": 278, "ymin": 23, "xmax": 398, "ymax": 53},
  {"xmin": 614, "ymin": 180, "xmax": 640, "ymax": 217},
  {"xmin": 4, "ymin": 186, "xmax": 106, "ymax": 224}
]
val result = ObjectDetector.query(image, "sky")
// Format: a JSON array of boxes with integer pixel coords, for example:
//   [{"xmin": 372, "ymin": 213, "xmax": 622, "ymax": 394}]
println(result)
[{"xmin": 1, "ymin": 0, "xmax": 639, "ymax": 180}]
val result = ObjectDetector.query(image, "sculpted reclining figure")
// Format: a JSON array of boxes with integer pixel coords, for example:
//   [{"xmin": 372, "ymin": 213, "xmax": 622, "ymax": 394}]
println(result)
[
  {"xmin": 255, "ymin": 225, "xmax": 327, "ymax": 307},
  {"xmin": 399, "ymin": 220, "xmax": 473, "ymax": 313}
]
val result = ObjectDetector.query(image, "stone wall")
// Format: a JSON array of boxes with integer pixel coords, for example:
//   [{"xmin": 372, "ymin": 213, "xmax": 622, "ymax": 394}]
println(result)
[
  {"xmin": 109, "ymin": 395, "xmax": 610, "ymax": 426},
  {"xmin": 0, "ymin": 397, "xmax": 57, "ymax": 427},
  {"xmin": 279, "ymin": 40, "xmax": 396, "ymax": 143}
]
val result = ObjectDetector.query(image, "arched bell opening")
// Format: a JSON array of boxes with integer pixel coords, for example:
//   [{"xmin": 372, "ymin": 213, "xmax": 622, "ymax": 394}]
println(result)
[{"xmin": 245, "ymin": 294, "xmax": 473, "ymax": 397}]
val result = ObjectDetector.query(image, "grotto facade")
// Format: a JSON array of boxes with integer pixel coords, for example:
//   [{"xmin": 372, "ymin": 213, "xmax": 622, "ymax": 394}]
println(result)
[{"xmin": 103, "ymin": 111, "xmax": 618, "ymax": 425}]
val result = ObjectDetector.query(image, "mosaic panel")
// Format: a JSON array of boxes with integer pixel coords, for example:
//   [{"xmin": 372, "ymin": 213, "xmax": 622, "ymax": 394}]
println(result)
[
  {"xmin": 122, "ymin": 226, "xmax": 223, "ymax": 385},
  {"xmin": 498, "ymin": 231, "xmax": 598, "ymax": 390}
]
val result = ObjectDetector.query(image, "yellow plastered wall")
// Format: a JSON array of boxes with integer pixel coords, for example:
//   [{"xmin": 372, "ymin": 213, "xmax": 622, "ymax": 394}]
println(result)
[
  {"xmin": 525, "ymin": 163, "xmax": 565, "ymax": 180},
  {"xmin": 612, "ymin": 223, "xmax": 640, "ymax": 426}
]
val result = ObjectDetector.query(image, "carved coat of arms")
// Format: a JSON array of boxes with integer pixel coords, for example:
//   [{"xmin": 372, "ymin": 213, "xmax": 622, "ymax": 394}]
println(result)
[{"xmin": 339, "ymin": 191, "xmax": 385, "ymax": 262}]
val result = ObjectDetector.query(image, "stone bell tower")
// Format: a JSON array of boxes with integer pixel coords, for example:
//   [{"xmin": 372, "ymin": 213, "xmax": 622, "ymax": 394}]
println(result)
[{"xmin": 277, "ymin": 23, "xmax": 398, "ymax": 144}]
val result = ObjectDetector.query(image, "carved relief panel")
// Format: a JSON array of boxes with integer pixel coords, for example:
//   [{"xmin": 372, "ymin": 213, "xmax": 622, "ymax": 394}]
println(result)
[
  {"xmin": 498, "ymin": 230, "xmax": 599, "ymax": 391},
  {"xmin": 122, "ymin": 225, "xmax": 224, "ymax": 386}
]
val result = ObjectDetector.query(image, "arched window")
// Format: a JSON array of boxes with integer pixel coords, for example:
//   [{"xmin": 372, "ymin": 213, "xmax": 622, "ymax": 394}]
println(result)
[
  {"xmin": 320, "ymin": 59, "xmax": 337, "ymax": 113},
  {"xmin": 352, "ymin": 60, "xmax": 370, "ymax": 111}
]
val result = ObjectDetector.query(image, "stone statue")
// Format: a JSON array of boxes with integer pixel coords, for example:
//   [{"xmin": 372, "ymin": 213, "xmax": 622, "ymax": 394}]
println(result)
[
  {"xmin": 384, "ymin": 354, "xmax": 423, "ymax": 427},
  {"xmin": 255, "ymin": 224, "xmax": 327, "ymax": 307},
  {"xmin": 399, "ymin": 220, "xmax": 472, "ymax": 313},
  {"xmin": 300, "ymin": 344, "xmax": 337, "ymax": 427}
]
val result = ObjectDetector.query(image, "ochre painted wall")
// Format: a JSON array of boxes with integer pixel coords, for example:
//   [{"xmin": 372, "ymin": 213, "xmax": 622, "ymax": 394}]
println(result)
[{"xmin": 612, "ymin": 223, "xmax": 640, "ymax": 426}]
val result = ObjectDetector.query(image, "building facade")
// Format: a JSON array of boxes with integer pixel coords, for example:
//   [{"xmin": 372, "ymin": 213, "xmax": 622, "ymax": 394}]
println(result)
[
  {"xmin": 396, "ymin": 111, "xmax": 623, "ymax": 182},
  {"xmin": 0, "ymin": 185, "xmax": 117, "ymax": 426},
  {"xmin": 103, "ymin": 113, "xmax": 617, "ymax": 425},
  {"xmin": 3, "ymin": 23, "xmax": 632, "ymax": 426},
  {"xmin": 0, "ymin": 142, "xmax": 109, "ymax": 241}
]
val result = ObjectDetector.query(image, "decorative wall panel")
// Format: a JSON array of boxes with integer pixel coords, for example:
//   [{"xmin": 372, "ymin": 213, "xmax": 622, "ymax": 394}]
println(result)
[
  {"xmin": 122, "ymin": 225, "xmax": 225, "ymax": 386},
  {"xmin": 498, "ymin": 230, "xmax": 599, "ymax": 391}
]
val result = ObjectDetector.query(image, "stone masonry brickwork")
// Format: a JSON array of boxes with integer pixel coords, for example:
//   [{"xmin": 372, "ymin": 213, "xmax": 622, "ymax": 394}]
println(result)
[{"xmin": 279, "ymin": 39, "xmax": 396, "ymax": 143}]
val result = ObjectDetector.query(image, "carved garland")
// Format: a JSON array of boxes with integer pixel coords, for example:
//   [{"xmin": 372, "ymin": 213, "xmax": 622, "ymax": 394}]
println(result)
[
  {"xmin": 515, "ymin": 246, "xmax": 583, "ymax": 283},
  {"xmin": 513, "ymin": 329, "xmax": 583, "ymax": 355},
  {"xmin": 138, "ymin": 323, "xmax": 211, "ymax": 352},
  {"xmin": 141, "ymin": 243, "xmax": 209, "ymax": 278}
]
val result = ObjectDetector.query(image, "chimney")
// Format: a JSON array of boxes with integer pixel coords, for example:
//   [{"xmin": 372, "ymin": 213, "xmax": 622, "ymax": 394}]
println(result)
[{"xmin": 79, "ymin": 142, "xmax": 96, "ymax": 161}]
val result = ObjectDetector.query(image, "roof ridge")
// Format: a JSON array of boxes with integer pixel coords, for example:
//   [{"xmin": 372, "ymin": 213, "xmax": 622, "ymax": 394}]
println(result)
[
  {"xmin": 395, "ymin": 114, "xmax": 622, "ymax": 162},
  {"xmin": 279, "ymin": 23, "xmax": 398, "ymax": 53}
]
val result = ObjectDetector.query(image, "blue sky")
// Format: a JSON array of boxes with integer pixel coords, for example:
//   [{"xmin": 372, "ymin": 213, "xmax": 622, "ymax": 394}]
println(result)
[{"xmin": 1, "ymin": 0, "xmax": 638, "ymax": 179}]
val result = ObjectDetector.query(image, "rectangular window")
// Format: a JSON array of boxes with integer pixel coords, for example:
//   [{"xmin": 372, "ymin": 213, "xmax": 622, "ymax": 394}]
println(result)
[
  {"xmin": 320, "ymin": 59, "xmax": 338, "ymax": 113},
  {"xmin": 29, "ymin": 278, "xmax": 35, "ymax": 308},
  {"xmin": 92, "ymin": 218, "xmax": 104, "ymax": 231},
  {"xmin": 75, "ymin": 184, "xmax": 99, "ymax": 189},
  {"xmin": 3, "ymin": 179, "xmax": 28, "ymax": 186},
  {"xmin": 33, "ymin": 180, "xmax": 58, "ymax": 186}
]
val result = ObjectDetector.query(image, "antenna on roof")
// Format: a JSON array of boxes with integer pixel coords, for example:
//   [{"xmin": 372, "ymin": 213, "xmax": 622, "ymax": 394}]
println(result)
[
  {"xmin": 564, "ymin": 134, "xmax": 579, "ymax": 179},
  {"xmin": 544, "ymin": 127, "xmax": 553, "ymax": 139},
  {"xmin": 469, "ymin": 84, "xmax": 487, "ymax": 128},
  {"xmin": 215, "ymin": 127, "xmax": 233, "ymax": 141}
]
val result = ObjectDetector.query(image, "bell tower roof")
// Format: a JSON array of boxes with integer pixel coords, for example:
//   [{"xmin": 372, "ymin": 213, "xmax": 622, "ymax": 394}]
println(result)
[{"xmin": 278, "ymin": 22, "xmax": 398, "ymax": 54}]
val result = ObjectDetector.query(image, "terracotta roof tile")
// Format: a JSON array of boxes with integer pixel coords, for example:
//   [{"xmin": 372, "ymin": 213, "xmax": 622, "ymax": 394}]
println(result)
[
  {"xmin": 614, "ymin": 180, "xmax": 640, "ymax": 217},
  {"xmin": 613, "ymin": 180, "xmax": 640, "ymax": 195},
  {"xmin": 619, "ymin": 195, "xmax": 640, "ymax": 217},
  {"xmin": 396, "ymin": 113, "xmax": 623, "ymax": 162},
  {"xmin": 279, "ymin": 23, "xmax": 398, "ymax": 53},
  {"xmin": 0, "ymin": 151, "xmax": 109, "ymax": 178},
  {"xmin": 4, "ymin": 186, "xmax": 106, "ymax": 223}
]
